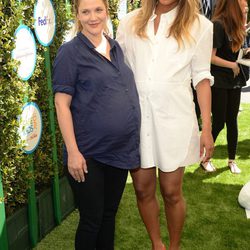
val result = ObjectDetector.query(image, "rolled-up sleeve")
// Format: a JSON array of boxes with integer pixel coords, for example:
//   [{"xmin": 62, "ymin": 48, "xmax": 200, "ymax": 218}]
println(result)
[
  {"xmin": 191, "ymin": 22, "xmax": 214, "ymax": 89},
  {"xmin": 52, "ymin": 43, "xmax": 77, "ymax": 96}
]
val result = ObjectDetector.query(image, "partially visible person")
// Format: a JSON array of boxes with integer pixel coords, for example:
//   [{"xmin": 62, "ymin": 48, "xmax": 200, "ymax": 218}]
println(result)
[
  {"xmin": 53, "ymin": 0, "xmax": 141, "ymax": 249},
  {"xmin": 239, "ymin": 0, "xmax": 249, "ymax": 25},
  {"xmin": 200, "ymin": 0, "xmax": 217, "ymax": 20},
  {"xmin": 117, "ymin": 0, "xmax": 214, "ymax": 249},
  {"xmin": 206, "ymin": 0, "xmax": 248, "ymax": 173}
]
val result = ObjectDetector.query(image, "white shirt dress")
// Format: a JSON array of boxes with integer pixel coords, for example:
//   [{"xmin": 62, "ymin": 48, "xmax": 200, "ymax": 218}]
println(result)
[{"xmin": 116, "ymin": 8, "xmax": 214, "ymax": 172}]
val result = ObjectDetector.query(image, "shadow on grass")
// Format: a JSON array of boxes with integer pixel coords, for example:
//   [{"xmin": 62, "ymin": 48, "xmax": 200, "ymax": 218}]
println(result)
[
  {"xmin": 115, "ymin": 169, "xmax": 250, "ymax": 250},
  {"xmin": 211, "ymin": 139, "xmax": 250, "ymax": 160},
  {"xmin": 181, "ymin": 170, "xmax": 249, "ymax": 250},
  {"xmin": 34, "ymin": 103, "xmax": 250, "ymax": 250},
  {"xmin": 194, "ymin": 165, "xmax": 230, "ymax": 178},
  {"xmin": 35, "ymin": 170, "xmax": 250, "ymax": 250}
]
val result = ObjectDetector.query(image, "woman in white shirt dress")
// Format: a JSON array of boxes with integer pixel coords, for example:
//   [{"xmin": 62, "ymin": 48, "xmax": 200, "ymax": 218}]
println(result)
[{"xmin": 117, "ymin": 0, "xmax": 214, "ymax": 249}]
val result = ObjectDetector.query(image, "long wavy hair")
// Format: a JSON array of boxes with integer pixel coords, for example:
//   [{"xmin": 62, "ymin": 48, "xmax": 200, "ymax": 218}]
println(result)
[
  {"xmin": 74, "ymin": 0, "xmax": 109, "ymax": 33},
  {"xmin": 131, "ymin": 0, "xmax": 200, "ymax": 47},
  {"xmin": 212, "ymin": 0, "xmax": 245, "ymax": 52}
]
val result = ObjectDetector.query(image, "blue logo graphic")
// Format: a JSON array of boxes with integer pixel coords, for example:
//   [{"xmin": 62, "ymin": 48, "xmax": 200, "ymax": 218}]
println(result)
[{"xmin": 38, "ymin": 16, "xmax": 51, "ymax": 26}]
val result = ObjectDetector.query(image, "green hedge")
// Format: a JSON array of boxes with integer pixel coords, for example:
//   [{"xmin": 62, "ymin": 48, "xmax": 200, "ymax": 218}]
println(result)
[
  {"xmin": 0, "ymin": 0, "xmax": 68, "ymax": 216},
  {"xmin": 0, "ymin": 0, "xmax": 140, "ymax": 216}
]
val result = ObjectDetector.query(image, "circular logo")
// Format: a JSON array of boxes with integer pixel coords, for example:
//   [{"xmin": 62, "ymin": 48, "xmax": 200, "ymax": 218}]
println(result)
[
  {"xmin": 18, "ymin": 102, "xmax": 43, "ymax": 154},
  {"xmin": 34, "ymin": 0, "xmax": 56, "ymax": 46},
  {"xmin": 12, "ymin": 25, "xmax": 37, "ymax": 81}
]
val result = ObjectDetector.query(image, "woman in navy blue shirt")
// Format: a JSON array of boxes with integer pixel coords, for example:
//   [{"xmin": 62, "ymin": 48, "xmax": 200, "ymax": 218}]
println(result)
[{"xmin": 53, "ymin": 0, "xmax": 140, "ymax": 248}]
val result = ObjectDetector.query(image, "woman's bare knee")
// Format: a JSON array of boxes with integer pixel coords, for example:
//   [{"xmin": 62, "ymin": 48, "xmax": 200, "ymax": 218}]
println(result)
[
  {"xmin": 161, "ymin": 188, "xmax": 183, "ymax": 206},
  {"xmin": 131, "ymin": 168, "xmax": 157, "ymax": 202},
  {"xmin": 134, "ymin": 184, "xmax": 156, "ymax": 202}
]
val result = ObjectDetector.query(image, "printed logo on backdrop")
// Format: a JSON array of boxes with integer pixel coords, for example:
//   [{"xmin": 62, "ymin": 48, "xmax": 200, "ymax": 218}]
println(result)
[
  {"xmin": 18, "ymin": 102, "xmax": 43, "ymax": 154},
  {"xmin": 12, "ymin": 25, "xmax": 37, "ymax": 81},
  {"xmin": 34, "ymin": 0, "xmax": 56, "ymax": 46}
]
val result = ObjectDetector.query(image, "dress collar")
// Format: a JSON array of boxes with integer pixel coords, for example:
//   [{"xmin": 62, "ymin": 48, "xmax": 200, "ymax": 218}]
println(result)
[
  {"xmin": 149, "ymin": 13, "xmax": 157, "ymax": 22},
  {"xmin": 149, "ymin": 6, "xmax": 178, "ymax": 23}
]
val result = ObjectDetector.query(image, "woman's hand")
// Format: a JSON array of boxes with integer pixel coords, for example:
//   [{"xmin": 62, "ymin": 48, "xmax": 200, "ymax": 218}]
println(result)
[
  {"xmin": 68, "ymin": 150, "xmax": 88, "ymax": 182},
  {"xmin": 211, "ymin": 48, "xmax": 240, "ymax": 77},
  {"xmin": 231, "ymin": 62, "xmax": 240, "ymax": 78},
  {"xmin": 200, "ymin": 131, "xmax": 214, "ymax": 163}
]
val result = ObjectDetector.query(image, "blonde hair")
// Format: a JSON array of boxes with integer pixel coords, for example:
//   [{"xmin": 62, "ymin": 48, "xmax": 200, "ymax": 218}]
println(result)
[
  {"xmin": 74, "ymin": 0, "xmax": 109, "ymax": 33},
  {"xmin": 131, "ymin": 0, "xmax": 200, "ymax": 47}
]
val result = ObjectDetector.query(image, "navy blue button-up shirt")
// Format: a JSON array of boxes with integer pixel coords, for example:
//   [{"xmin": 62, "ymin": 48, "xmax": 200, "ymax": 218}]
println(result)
[{"xmin": 53, "ymin": 32, "xmax": 141, "ymax": 169}]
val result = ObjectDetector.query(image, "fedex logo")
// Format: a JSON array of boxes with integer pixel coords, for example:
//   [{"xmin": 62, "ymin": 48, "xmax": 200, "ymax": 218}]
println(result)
[{"xmin": 38, "ymin": 16, "xmax": 51, "ymax": 26}]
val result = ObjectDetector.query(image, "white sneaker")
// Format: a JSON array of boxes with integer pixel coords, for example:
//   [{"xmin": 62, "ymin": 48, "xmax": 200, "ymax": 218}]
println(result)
[
  {"xmin": 228, "ymin": 161, "xmax": 241, "ymax": 174},
  {"xmin": 200, "ymin": 161, "xmax": 216, "ymax": 172}
]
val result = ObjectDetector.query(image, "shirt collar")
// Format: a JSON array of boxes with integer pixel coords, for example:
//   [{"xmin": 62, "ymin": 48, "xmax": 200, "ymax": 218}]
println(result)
[
  {"xmin": 149, "ymin": 13, "xmax": 157, "ymax": 22},
  {"xmin": 104, "ymin": 34, "xmax": 116, "ymax": 50},
  {"xmin": 149, "ymin": 6, "xmax": 178, "ymax": 22},
  {"xmin": 77, "ymin": 32, "xmax": 95, "ymax": 49},
  {"xmin": 77, "ymin": 32, "xmax": 116, "ymax": 50}
]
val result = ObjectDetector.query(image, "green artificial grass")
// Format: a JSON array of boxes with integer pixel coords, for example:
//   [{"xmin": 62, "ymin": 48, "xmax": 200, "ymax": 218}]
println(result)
[{"xmin": 34, "ymin": 104, "xmax": 250, "ymax": 250}]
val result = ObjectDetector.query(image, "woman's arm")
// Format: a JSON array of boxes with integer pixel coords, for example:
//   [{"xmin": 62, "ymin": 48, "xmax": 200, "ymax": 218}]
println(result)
[
  {"xmin": 55, "ymin": 93, "xmax": 87, "ymax": 182},
  {"xmin": 196, "ymin": 79, "xmax": 214, "ymax": 162},
  {"xmin": 211, "ymin": 48, "xmax": 240, "ymax": 77}
]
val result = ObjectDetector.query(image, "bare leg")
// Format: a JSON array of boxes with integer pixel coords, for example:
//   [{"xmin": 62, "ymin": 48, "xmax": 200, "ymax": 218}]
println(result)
[
  {"xmin": 131, "ymin": 168, "xmax": 165, "ymax": 250},
  {"xmin": 159, "ymin": 167, "xmax": 186, "ymax": 250}
]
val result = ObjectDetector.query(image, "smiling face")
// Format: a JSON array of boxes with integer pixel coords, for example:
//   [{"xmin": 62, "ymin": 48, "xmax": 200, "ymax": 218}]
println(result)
[{"xmin": 77, "ymin": 0, "xmax": 108, "ymax": 39}]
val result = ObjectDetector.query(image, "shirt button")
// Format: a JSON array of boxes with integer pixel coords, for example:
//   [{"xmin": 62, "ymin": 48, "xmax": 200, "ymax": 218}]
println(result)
[
  {"xmin": 125, "ymin": 89, "xmax": 128, "ymax": 92},
  {"xmin": 148, "ymin": 77, "xmax": 151, "ymax": 80},
  {"xmin": 147, "ymin": 133, "xmax": 150, "ymax": 136}
]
